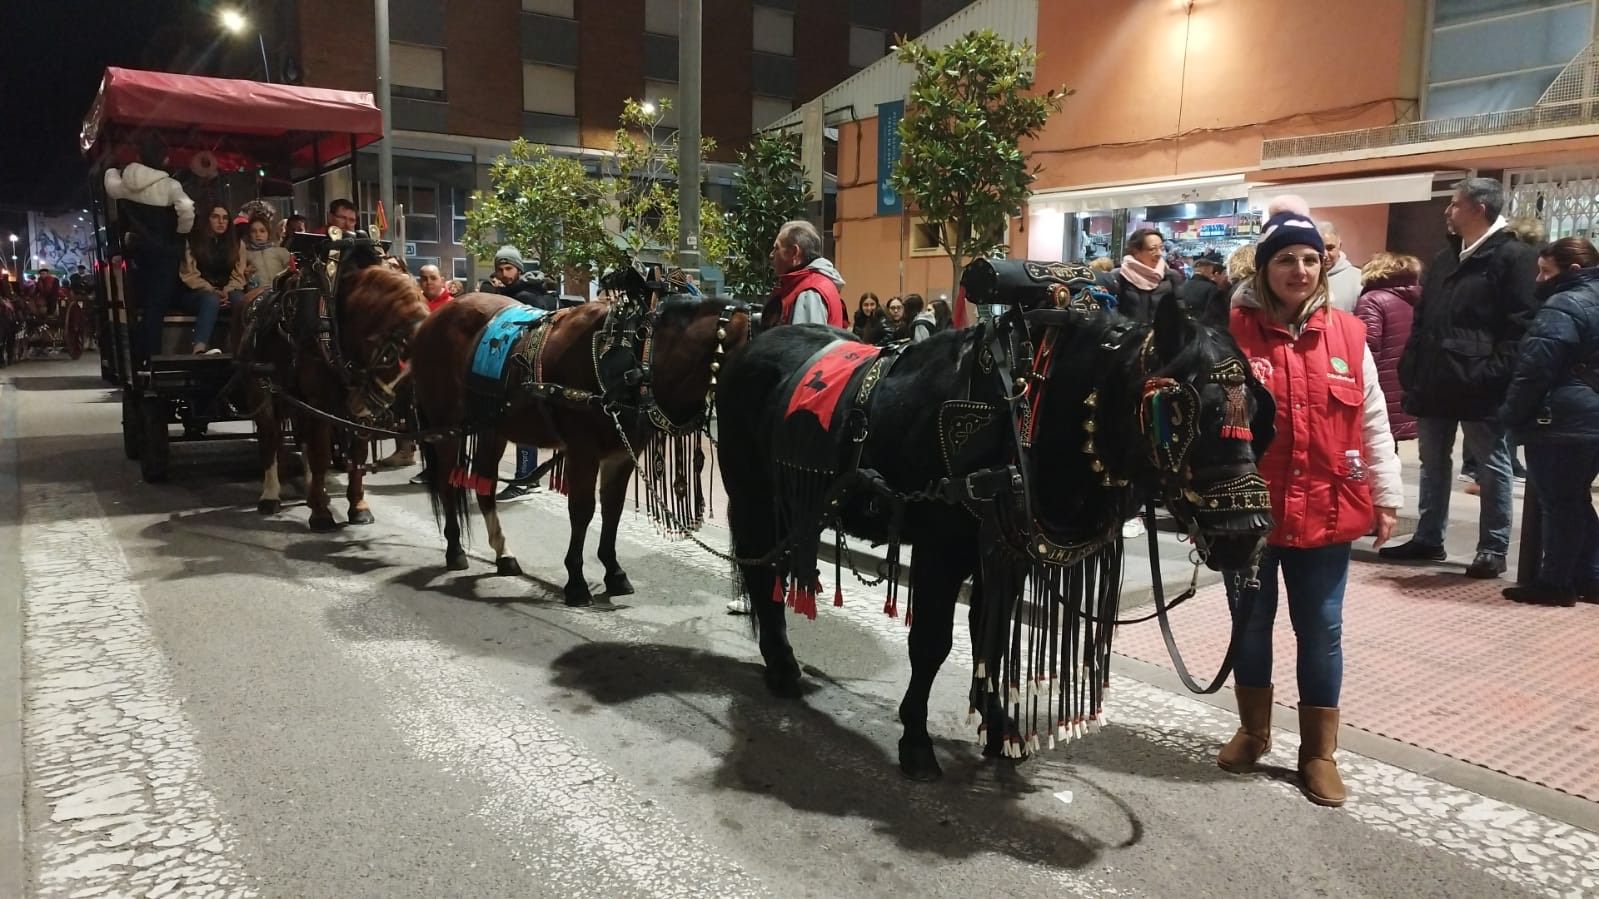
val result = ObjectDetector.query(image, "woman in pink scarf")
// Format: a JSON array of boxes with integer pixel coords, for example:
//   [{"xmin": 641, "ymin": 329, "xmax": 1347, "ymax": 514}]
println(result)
[{"xmin": 1115, "ymin": 227, "xmax": 1182, "ymax": 323}]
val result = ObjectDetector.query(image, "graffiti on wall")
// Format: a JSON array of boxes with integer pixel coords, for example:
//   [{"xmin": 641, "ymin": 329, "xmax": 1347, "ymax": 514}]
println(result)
[{"xmin": 27, "ymin": 212, "xmax": 98, "ymax": 273}]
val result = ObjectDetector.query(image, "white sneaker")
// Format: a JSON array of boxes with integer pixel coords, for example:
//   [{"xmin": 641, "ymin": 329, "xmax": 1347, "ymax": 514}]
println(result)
[
  {"xmin": 1122, "ymin": 517, "xmax": 1147, "ymax": 539},
  {"xmin": 726, "ymin": 596, "xmax": 750, "ymax": 615}
]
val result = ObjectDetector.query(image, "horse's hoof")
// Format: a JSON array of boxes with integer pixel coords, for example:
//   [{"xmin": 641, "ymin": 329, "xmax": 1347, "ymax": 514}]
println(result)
[
  {"xmin": 348, "ymin": 507, "xmax": 375, "ymax": 526},
  {"xmin": 446, "ymin": 552, "xmax": 470, "ymax": 572},
  {"xmin": 309, "ymin": 513, "xmax": 338, "ymax": 532},
  {"xmin": 603, "ymin": 572, "xmax": 634, "ymax": 596},
  {"xmin": 564, "ymin": 583, "xmax": 593, "ymax": 607},
  {"xmin": 497, "ymin": 556, "xmax": 523, "ymax": 576},
  {"xmin": 762, "ymin": 657, "xmax": 803, "ymax": 699},
  {"xmin": 899, "ymin": 737, "xmax": 944, "ymax": 782},
  {"xmin": 256, "ymin": 499, "xmax": 280, "ymax": 515}
]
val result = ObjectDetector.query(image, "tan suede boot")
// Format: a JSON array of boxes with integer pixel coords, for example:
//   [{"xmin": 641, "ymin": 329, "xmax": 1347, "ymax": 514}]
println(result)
[
  {"xmin": 1216, "ymin": 684, "xmax": 1273, "ymax": 772},
  {"xmin": 1298, "ymin": 705, "xmax": 1346, "ymax": 807}
]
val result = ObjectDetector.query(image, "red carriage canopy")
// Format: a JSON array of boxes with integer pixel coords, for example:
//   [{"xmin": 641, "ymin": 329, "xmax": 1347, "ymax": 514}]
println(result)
[{"xmin": 80, "ymin": 67, "xmax": 384, "ymax": 173}]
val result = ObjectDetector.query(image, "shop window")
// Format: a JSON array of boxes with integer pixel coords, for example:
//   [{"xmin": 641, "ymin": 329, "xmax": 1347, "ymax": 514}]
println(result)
[
  {"xmin": 523, "ymin": 63, "xmax": 576, "ymax": 116},
  {"xmin": 406, "ymin": 186, "xmax": 439, "ymax": 244},
  {"xmin": 391, "ymin": 43, "xmax": 445, "ymax": 102},
  {"xmin": 848, "ymin": 25, "xmax": 887, "ymax": 71},
  {"xmin": 522, "ymin": 0, "xmax": 573, "ymax": 16},
  {"xmin": 1423, "ymin": 0, "xmax": 1594, "ymax": 118},
  {"xmin": 453, "ymin": 258, "xmax": 470, "ymax": 280},
  {"xmin": 752, "ymin": 95, "xmax": 793, "ymax": 129},
  {"xmin": 753, "ymin": 6, "xmax": 794, "ymax": 55},
  {"xmin": 644, "ymin": 0, "xmax": 679, "ymax": 35}
]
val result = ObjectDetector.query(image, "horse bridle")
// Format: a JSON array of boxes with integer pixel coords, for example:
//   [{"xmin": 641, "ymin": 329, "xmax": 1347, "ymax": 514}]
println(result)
[{"xmin": 984, "ymin": 298, "xmax": 1271, "ymax": 569}]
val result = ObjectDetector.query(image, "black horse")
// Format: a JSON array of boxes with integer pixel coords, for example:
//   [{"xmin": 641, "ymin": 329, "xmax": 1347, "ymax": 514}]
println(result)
[{"xmin": 715, "ymin": 260, "xmax": 1276, "ymax": 781}]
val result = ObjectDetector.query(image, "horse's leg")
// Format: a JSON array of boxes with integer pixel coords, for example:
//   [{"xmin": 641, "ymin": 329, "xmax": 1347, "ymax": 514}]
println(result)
[
  {"xmin": 429, "ymin": 434, "xmax": 470, "ymax": 571},
  {"xmin": 898, "ymin": 536, "xmax": 976, "ymax": 781},
  {"xmin": 346, "ymin": 436, "xmax": 374, "ymax": 525},
  {"xmin": 474, "ymin": 432, "xmax": 520, "ymax": 576},
  {"xmin": 561, "ymin": 452, "xmax": 601, "ymax": 606},
  {"xmin": 301, "ymin": 413, "xmax": 337, "ymax": 532},
  {"xmin": 255, "ymin": 402, "xmax": 282, "ymax": 515},
  {"xmin": 596, "ymin": 454, "xmax": 635, "ymax": 597},
  {"xmin": 727, "ymin": 488, "xmax": 799, "ymax": 697}
]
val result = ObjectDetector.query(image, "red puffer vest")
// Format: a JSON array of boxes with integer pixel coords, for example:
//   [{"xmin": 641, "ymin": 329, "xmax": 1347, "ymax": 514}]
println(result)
[
  {"xmin": 1230, "ymin": 304, "xmax": 1374, "ymax": 549},
  {"xmin": 773, "ymin": 266, "xmax": 847, "ymax": 329}
]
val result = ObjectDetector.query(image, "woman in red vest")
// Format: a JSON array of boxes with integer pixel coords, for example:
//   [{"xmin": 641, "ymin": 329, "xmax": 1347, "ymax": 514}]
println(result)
[{"xmin": 1221, "ymin": 196, "xmax": 1404, "ymax": 807}]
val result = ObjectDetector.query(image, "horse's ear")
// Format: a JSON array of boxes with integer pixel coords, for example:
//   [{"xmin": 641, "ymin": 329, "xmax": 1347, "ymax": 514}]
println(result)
[{"xmin": 1152, "ymin": 292, "xmax": 1190, "ymax": 362}]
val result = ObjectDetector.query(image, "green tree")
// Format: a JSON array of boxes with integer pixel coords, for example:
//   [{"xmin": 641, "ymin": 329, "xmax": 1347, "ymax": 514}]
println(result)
[
  {"xmin": 723, "ymin": 132, "xmax": 808, "ymax": 298},
  {"xmin": 609, "ymin": 98, "xmax": 729, "ymax": 272},
  {"xmin": 464, "ymin": 139, "xmax": 621, "ymax": 283},
  {"xmin": 889, "ymin": 30, "xmax": 1070, "ymax": 302}
]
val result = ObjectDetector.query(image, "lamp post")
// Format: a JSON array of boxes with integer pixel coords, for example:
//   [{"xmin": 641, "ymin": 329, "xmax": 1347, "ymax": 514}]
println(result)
[
  {"xmin": 8, "ymin": 234, "xmax": 16, "ymax": 275},
  {"xmin": 676, "ymin": 0, "xmax": 702, "ymax": 281},
  {"xmin": 218, "ymin": 8, "xmax": 271, "ymax": 82}
]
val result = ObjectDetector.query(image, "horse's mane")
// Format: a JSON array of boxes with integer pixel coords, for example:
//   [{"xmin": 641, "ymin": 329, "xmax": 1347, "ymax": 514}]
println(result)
[
  {"xmin": 652, "ymin": 294, "xmax": 745, "ymax": 330},
  {"xmin": 344, "ymin": 265, "xmax": 426, "ymax": 320}
]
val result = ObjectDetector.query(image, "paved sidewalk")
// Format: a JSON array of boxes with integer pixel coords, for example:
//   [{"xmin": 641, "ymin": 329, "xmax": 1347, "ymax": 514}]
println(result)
[{"xmin": 1114, "ymin": 559, "xmax": 1599, "ymax": 802}]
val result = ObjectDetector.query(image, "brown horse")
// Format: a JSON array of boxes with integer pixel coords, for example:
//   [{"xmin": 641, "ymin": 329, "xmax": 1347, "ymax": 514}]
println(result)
[
  {"xmin": 236, "ymin": 264, "xmax": 429, "ymax": 530},
  {"xmin": 408, "ymin": 291, "xmax": 748, "ymax": 605}
]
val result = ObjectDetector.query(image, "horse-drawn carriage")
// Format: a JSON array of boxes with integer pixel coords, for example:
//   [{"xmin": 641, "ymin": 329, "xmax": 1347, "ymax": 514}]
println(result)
[
  {"xmin": 9, "ymin": 282, "xmax": 91, "ymax": 362},
  {"xmin": 80, "ymin": 67, "xmax": 384, "ymax": 481}
]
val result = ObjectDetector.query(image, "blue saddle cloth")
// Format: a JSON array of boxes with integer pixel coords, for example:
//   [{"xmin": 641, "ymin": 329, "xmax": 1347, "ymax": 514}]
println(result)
[
  {"xmin": 466, "ymin": 304, "xmax": 547, "ymax": 424},
  {"xmin": 471, "ymin": 304, "xmax": 546, "ymax": 382}
]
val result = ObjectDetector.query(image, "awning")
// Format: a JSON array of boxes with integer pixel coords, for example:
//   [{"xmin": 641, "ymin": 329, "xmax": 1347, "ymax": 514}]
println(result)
[
  {"xmin": 1029, "ymin": 174, "xmax": 1249, "ymax": 216},
  {"xmin": 81, "ymin": 67, "xmax": 384, "ymax": 170},
  {"xmin": 1246, "ymin": 172, "xmax": 1441, "ymax": 210}
]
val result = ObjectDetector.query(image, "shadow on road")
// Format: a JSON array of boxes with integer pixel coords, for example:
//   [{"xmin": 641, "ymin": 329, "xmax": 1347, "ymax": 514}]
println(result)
[{"xmin": 549, "ymin": 640, "xmax": 1139, "ymax": 870}]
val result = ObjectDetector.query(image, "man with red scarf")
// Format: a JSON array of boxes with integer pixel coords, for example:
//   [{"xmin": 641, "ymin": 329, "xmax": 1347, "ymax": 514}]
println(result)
[{"xmin": 764, "ymin": 220, "xmax": 846, "ymax": 329}]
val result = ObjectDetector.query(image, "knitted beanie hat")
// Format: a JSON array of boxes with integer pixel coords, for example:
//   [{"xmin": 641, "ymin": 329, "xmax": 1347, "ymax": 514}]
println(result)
[
  {"xmin": 1254, "ymin": 194, "xmax": 1325, "ymax": 270},
  {"xmin": 494, "ymin": 245, "xmax": 526, "ymax": 272}
]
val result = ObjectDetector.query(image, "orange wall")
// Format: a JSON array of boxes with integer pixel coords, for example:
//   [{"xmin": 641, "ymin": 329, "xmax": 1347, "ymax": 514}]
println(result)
[
  {"xmin": 1028, "ymin": 0, "xmax": 1422, "ymax": 189},
  {"xmin": 1315, "ymin": 204, "xmax": 1390, "ymax": 270}
]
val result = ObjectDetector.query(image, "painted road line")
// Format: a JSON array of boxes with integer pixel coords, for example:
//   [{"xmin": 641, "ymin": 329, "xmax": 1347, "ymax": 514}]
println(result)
[
  {"xmin": 500, "ymin": 490, "xmax": 1599, "ymax": 897},
  {"xmin": 295, "ymin": 567, "xmax": 766, "ymax": 899},
  {"xmin": 22, "ymin": 483, "xmax": 253, "ymax": 898}
]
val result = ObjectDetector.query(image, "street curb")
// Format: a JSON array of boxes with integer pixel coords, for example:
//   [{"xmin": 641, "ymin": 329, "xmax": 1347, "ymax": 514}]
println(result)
[
  {"xmin": 0, "ymin": 379, "xmax": 25, "ymax": 896},
  {"xmin": 1111, "ymin": 655, "xmax": 1599, "ymax": 835}
]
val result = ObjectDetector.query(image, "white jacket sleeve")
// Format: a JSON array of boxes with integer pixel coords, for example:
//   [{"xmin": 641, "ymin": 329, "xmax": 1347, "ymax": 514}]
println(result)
[
  {"xmin": 1360, "ymin": 347, "xmax": 1403, "ymax": 509},
  {"xmin": 169, "ymin": 183, "xmax": 195, "ymax": 234}
]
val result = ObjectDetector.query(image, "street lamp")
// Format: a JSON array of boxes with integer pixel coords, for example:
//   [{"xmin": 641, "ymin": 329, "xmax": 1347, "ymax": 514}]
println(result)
[
  {"xmin": 8, "ymin": 234, "xmax": 16, "ymax": 275},
  {"xmin": 218, "ymin": 8, "xmax": 271, "ymax": 82}
]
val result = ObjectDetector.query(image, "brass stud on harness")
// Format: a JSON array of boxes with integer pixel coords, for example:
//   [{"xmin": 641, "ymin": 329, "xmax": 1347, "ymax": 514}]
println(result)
[
  {"xmin": 716, "ymin": 328, "xmax": 727, "ymax": 340},
  {"xmin": 710, "ymin": 361, "xmax": 720, "ymax": 372}
]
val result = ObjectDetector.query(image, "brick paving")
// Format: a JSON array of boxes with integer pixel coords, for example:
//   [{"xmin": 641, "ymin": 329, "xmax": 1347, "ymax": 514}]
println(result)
[{"xmin": 1113, "ymin": 558, "xmax": 1599, "ymax": 801}]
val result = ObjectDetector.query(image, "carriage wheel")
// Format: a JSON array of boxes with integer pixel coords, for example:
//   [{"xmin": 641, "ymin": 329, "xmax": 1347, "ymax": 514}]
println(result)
[
  {"xmin": 139, "ymin": 396, "xmax": 170, "ymax": 482},
  {"xmin": 122, "ymin": 392, "xmax": 144, "ymax": 460},
  {"xmin": 65, "ymin": 304, "xmax": 86, "ymax": 360}
]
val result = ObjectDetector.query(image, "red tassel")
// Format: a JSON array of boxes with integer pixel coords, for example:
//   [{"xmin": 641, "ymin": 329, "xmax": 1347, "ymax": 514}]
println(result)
[
  {"xmin": 905, "ymin": 609, "xmax": 913, "ymax": 627},
  {"xmin": 883, "ymin": 595, "xmax": 897, "ymax": 619},
  {"xmin": 1219, "ymin": 425, "xmax": 1252, "ymax": 440},
  {"xmin": 786, "ymin": 582, "xmax": 799, "ymax": 611},
  {"xmin": 771, "ymin": 578, "xmax": 785, "ymax": 605},
  {"xmin": 833, "ymin": 585, "xmax": 844, "ymax": 607}
]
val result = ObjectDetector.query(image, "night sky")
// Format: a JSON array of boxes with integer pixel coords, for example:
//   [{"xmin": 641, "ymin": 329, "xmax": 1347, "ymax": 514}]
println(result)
[{"xmin": 0, "ymin": 0, "xmax": 184, "ymax": 213}]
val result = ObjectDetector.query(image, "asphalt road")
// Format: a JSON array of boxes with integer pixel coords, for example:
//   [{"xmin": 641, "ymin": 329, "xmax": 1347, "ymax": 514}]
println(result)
[{"xmin": 3, "ymin": 357, "xmax": 1595, "ymax": 898}]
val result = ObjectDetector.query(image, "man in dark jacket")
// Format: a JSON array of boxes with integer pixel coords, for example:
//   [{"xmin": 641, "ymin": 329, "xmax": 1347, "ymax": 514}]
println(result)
[
  {"xmin": 1382, "ymin": 178, "xmax": 1538, "ymax": 578},
  {"xmin": 1178, "ymin": 257, "xmax": 1230, "ymax": 329},
  {"xmin": 481, "ymin": 245, "xmax": 560, "ymax": 311}
]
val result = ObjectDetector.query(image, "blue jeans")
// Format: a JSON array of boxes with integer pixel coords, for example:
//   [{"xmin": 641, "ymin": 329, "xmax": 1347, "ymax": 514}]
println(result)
[
  {"xmin": 1415, "ymin": 417, "xmax": 1512, "ymax": 556},
  {"xmin": 1230, "ymin": 543, "xmax": 1350, "ymax": 708},
  {"xmin": 159, "ymin": 287, "xmax": 233, "ymax": 352},
  {"xmin": 515, "ymin": 444, "xmax": 538, "ymax": 479},
  {"xmin": 1524, "ymin": 442, "xmax": 1599, "ymax": 589}
]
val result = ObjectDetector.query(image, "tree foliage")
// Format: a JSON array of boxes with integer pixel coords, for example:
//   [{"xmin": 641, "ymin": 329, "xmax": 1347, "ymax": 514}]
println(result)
[
  {"xmin": 463, "ymin": 139, "xmax": 621, "ymax": 281},
  {"xmin": 609, "ymin": 98, "xmax": 729, "ymax": 271},
  {"xmin": 723, "ymin": 132, "xmax": 808, "ymax": 297},
  {"xmin": 889, "ymin": 30, "xmax": 1069, "ymax": 298}
]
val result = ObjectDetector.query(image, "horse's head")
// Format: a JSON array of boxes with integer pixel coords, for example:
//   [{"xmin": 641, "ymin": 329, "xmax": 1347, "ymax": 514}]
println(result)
[
  {"xmin": 646, "ymin": 295, "xmax": 753, "ymax": 428},
  {"xmin": 1025, "ymin": 291, "xmax": 1273, "ymax": 573},
  {"xmin": 338, "ymin": 266, "xmax": 430, "ymax": 422},
  {"xmin": 1122, "ymin": 294, "xmax": 1274, "ymax": 570}
]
